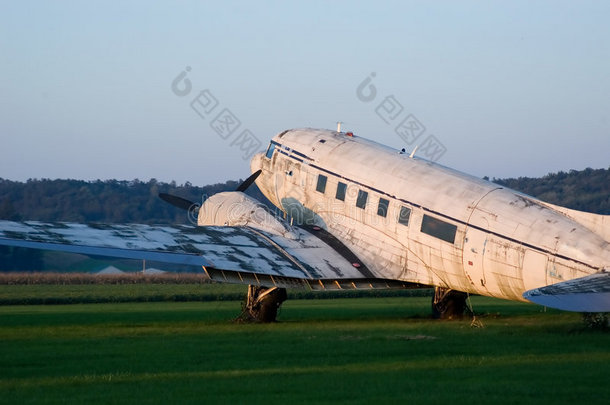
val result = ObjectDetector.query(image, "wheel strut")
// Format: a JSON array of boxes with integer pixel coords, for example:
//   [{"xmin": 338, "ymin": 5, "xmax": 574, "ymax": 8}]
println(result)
[{"xmin": 432, "ymin": 287, "xmax": 467, "ymax": 319}]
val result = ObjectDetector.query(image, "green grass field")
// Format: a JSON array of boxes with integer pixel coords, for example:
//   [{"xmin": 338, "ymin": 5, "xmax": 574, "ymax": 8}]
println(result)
[{"xmin": 0, "ymin": 286, "xmax": 608, "ymax": 404}]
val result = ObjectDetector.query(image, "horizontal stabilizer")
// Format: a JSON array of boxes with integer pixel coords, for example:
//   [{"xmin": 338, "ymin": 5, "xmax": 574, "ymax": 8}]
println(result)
[{"xmin": 523, "ymin": 272, "xmax": 610, "ymax": 312}]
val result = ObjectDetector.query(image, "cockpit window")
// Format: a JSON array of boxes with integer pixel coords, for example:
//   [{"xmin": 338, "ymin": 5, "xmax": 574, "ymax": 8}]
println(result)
[{"xmin": 265, "ymin": 143, "xmax": 275, "ymax": 159}]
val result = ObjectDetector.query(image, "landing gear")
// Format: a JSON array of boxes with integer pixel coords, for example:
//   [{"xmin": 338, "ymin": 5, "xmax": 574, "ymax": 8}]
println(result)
[
  {"xmin": 432, "ymin": 287, "xmax": 468, "ymax": 319},
  {"xmin": 237, "ymin": 285, "xmax": 288, "ymax": 323}
]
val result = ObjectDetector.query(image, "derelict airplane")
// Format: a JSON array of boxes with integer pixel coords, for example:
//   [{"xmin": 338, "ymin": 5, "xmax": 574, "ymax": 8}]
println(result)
[{"xmin": 1, "ymin": 128, "xmax": 609, "ymax": 321}]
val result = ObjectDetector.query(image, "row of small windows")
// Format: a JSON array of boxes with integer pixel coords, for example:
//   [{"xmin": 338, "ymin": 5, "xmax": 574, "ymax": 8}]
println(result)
[{"xmin": 316, "ymin": 174, "xmax": 456, "ymax": 244}]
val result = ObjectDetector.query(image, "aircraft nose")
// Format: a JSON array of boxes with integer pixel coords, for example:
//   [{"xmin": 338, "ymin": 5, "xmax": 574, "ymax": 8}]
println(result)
[{"xmin": 250, "ymin": 152, "xmax": 264, "ymax": 175}]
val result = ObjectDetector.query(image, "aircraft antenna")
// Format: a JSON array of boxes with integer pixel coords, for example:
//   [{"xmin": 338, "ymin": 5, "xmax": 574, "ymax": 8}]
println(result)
[
  {"xmin": 336, "ymin": 121, "xmax": 342, "ymax": 132},
  {"xmin": 409, "ymin": 145, "xmax": 419, "ymax": 158}
]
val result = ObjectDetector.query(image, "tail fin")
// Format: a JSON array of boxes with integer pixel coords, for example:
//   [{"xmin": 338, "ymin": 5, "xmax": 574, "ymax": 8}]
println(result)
[{"xmin": 541, "ymin": 201, "xmax": 610, "ymax": 243}]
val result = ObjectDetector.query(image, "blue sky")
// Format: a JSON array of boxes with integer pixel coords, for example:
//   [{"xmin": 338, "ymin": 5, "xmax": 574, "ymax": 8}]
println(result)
[{"xmin": 1, "ymin": 1, "xmax": 609, "ymax": 185}]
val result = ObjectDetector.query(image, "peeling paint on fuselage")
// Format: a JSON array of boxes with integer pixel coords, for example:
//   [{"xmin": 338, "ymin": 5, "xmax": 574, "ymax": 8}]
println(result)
[{"xmin": 252, "ymin": 128, "xmax": 610, "ymax": 302}]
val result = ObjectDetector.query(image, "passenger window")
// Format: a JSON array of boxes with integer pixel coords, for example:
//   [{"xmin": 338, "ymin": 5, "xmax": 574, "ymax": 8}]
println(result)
[
  {"xmin": 356, "ymin": 190, "xmax": 368, "ymax": 209},
  {"xmin": 398, "ymin": 206, "xmax": 411, "ymax": 226},
  {"xmin": 336, "ymin": 182, "xmax": 347, "ymax": 201},
  {"xmin": 377, "ymin": 198, "xmax": 389, "ymax": 217},
  {"xmin": 265, "ymin": 143, "xmax": 275, "ymax": 159},
  {"xmin": 421, "ymin": 214, "xmax": 457, "ymax": 243},
  {"xmin": 316, "ymin": 175, "xmax": 327, "ymax": 193}
]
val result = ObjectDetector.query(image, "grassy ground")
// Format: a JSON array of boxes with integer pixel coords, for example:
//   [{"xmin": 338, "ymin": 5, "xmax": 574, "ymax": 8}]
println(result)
[
  {"xmin": 0, "ymin": 294, "xmax": 608, "ymax": 404},
  {"xmin": 0, "ymin": 279, "xmax": 432, "ymax": 304},
  {"xmin": 0, "ymin": 281, "xmax": 246, "ymax": 304}
]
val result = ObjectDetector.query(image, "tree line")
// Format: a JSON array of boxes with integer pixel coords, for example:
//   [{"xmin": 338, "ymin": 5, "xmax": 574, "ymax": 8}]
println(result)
[
  {"xmin": 0, "ymin": 177, "xmax": 271, "ymax": 224},
  {"xmin": 489, "ymin": 167, "xmax": 610, "ymax": 215},
  {"xmin": 1, "ymin": 167, "xmax": 608, "ymax": 224}
]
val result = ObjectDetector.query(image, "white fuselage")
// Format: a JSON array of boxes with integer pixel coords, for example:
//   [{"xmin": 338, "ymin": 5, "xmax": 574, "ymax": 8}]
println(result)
[{"xmin": 251, "ymin": 129, "xmax": 610, "ymax": 302}]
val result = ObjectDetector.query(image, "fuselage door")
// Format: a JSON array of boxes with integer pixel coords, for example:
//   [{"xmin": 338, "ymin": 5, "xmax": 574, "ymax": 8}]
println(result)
[
  {"xmin": 462, "ymin": 223, "xmax": 490, "ymax": 295},
  {"xmin": 462, "ymin": 188, "xmax": 503, "ymax": 295}
]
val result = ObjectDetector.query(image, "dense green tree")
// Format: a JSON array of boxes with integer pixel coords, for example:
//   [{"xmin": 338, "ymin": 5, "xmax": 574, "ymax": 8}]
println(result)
[{"xmin": 493, "ymin": 167, "xmax": 610, "ymax": 214}]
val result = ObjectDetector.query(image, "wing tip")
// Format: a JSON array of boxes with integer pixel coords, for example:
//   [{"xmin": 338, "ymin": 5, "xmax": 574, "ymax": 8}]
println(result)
[{"xmin": 523, "ymin": 272, "xmax": 610, "ymax": 312}]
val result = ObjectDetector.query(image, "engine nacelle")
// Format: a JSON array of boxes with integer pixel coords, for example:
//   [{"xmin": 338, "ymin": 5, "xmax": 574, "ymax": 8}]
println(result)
[{"xmin": 197, "ymin": 191, "xmax": 296, "ymax": 239}]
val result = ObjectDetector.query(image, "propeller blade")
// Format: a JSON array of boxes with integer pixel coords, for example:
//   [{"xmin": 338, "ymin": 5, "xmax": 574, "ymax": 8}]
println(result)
[
  {"xmin": 158, "ymin": 193, "xmax": 199, "ymax": 212},
  {"xmin": 236, "ymin": 170, "xmax": 262, "ymax": 192}
]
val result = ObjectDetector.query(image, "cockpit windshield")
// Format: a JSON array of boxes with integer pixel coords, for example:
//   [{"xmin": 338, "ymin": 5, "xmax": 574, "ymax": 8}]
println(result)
[{"xmin": 265, "ymin": 143, "xmax": 275, "ymax": 159}]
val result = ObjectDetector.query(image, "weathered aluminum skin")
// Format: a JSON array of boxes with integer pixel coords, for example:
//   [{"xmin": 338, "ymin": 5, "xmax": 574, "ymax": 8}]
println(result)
[{"xmin": 252, "ymin": 128, "xmax": 610, "ymax": 303}]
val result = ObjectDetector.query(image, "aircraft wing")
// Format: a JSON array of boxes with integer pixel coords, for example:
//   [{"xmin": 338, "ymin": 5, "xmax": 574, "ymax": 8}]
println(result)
[
  {"xmin": 523, "ymin": 272, "xmax": 610, "ymax": 312},
  {"xmin": 0, "ymin": 220, "xmax": 406, "ymax": 290}
]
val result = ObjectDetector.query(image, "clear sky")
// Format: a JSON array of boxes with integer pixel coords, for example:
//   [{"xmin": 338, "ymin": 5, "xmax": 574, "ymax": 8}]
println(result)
[{"xmin": 1, "ymin": 1, "xmax": 609, "ymax": 185}]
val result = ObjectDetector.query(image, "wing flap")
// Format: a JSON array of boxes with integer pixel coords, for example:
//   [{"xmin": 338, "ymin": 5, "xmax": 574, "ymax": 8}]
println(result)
[
  {"xmin": 203, "ymin": 266, "xmax": 416, "ymax": 290},
  {"xmin": 523, "ymin": 272, "xmax": 610, "ymax": 312}
]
